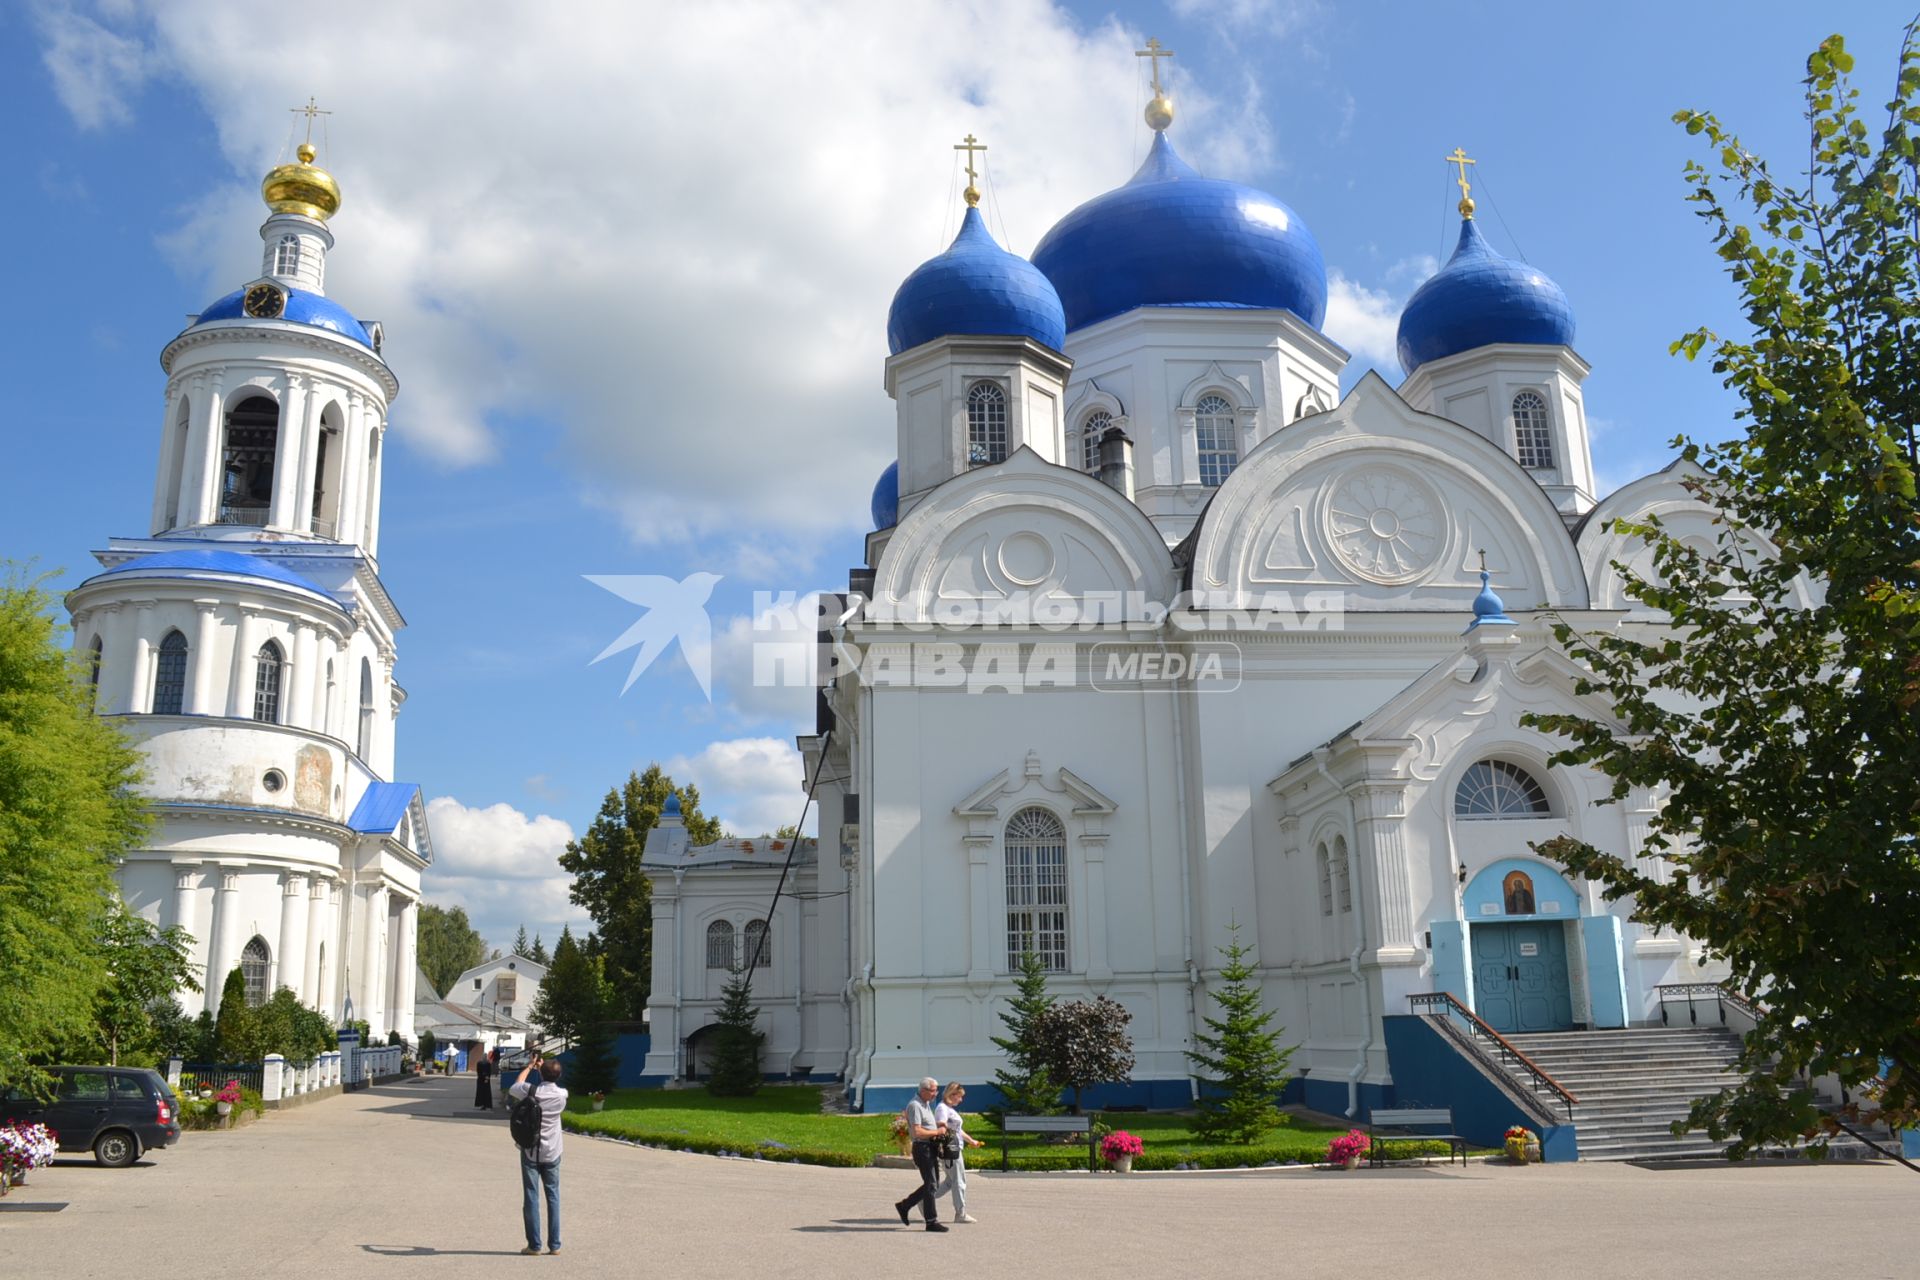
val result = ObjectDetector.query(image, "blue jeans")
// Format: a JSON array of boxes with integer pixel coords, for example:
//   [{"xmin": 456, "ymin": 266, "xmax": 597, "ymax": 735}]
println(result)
[{"xmin": 521, "ymin": 1157, "xmax": 561, "ymax": 1250}]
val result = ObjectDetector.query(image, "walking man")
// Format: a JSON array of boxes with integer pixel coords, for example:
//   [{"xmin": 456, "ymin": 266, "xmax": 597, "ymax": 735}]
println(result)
[
  {"xmin": 892, "ymin": 1077, "xmax": 948, "ymax": 1232},
  {"xmin": 510, "ymin": 1055, "xmax": 568, "ymax": 1255}
]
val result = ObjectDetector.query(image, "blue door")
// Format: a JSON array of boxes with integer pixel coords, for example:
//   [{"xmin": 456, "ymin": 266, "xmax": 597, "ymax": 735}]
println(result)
[{"xmin": 1472, "ymin": 922, "xmax": 1573, "ymax": 1034}]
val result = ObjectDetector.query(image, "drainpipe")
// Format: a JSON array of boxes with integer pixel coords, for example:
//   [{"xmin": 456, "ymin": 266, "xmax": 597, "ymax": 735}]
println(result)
[
  {"xmin": 1314, "ymin": 750, "xmax": 1375, "ymax": 1119},
  {"xmin": 1158, "ymin": 632, "xmax": 1200, "ymax": 1103},
  {"xmin": 672, "ymin": 868, "xmax": 685, "ymax": 1081}
]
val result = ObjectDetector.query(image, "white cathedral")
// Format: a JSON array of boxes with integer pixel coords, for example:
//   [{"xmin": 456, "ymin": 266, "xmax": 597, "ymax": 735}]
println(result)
[
  {"xmin": 66, "ymin": 143, "xmax": 427, "ymax": 1042},
  {"xmin": 640, "ymin": 55, "xmax": 1740, "ymax": 1143}
]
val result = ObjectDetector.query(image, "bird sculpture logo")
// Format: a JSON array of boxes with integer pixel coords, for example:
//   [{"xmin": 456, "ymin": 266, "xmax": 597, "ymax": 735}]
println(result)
[{"xmin": 586, "ymin": 572, "xmax": 724, "ymax": 698}]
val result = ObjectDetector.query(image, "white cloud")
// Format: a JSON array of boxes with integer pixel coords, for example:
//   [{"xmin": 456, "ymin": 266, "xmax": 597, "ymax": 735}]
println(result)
[
  {"xmin": 58, "ymin": 1, "xmax": 1286, "ymax": 551},
  {"xmin": 1168, "ymin": 0, "xmax": 1323, "ymax": 37},
  {"xmin": 709, "ymin": 591, "xmax": 828, "ymax": 727},
  {"xmin": 666, "ymin": 737, "xmax": 808, "ymax": 837},
  {"xmin": 1323, "ymin": 270, "xmax": 1403, "ymax": 372},
  {"xmin": 35, "ymin": 6, "xmax": 154, "ymax": 129},
  {"xmin": 421, "ymin": 796, "xmax": 586, "ymax": 952}
]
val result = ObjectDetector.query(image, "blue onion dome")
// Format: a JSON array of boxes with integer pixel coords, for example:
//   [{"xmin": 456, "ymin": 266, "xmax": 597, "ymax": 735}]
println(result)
[
  {"xmin": 190, "ymin": 284, "xmax": 375, "ymax": 349},
  {"xmin": 886, "ymin": 207, "xmax": 1066, "ymax": 356},
  {"xmin": 1030, "ymin": 132, "xmax": 1328, "ymax": 334},
  {"xmin": 1466, "ymin": 569, "xmax": 1516, "ymax": 632},
  {"xmin": 871, "ymin": 460, "xmax": 900, "ymax": 530},
  {"xmin": 662, "ymin": 792, "xmax": 682, "ymax": 818},
  {"xmin": 1396, "ymin": 217, "xmax": 1575, "ymax": 374}
]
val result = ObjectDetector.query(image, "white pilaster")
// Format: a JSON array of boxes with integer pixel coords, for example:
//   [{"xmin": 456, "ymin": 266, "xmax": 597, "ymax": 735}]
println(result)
[
  {"xmin": 304, "ymin": 876, "xmax": 329, "ymax": 1010},
  {"xmin": 270, "ymin": 373, "xmax": 312, "ymax": 530},
  {"xmin": 207, "ymin": 869, "xmax": 241, "ymax": 1013},
  {"xmin": 277, "ymin": 871, "xmax": 309, "ymax": 998},
  {"xmin": 362, "ymin": 882, "xmax": 388, "ymax": 1032},
  {"xmin": 185, "ymin": 601, "xmax": 220, "ymax": 716},
  {"xmin": 337, "ymin": 391, "xmax": 366, "ymax": 550},
  {"xmin": 289, "ymin": 621, "xmax": 318, "ymax": 733},
  {"xmin": 123, "ymin": 602, "xmax": 155, "ymax": 714},
  {"xmin": 180, "ymin": 373, "xmax": 224, "ymax": 528},
  {"xmin": 173, "ymin": 866, "xmax": 200, "ymax": 986},
  {"xmin": 227, "ymin": 609, "xmax": 262, "ymax": 718}
]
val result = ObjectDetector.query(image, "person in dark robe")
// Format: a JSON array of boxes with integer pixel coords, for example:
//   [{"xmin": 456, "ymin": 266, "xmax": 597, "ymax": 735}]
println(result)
[{"xmin": 475, "ymin": 1047, "xmax": 496, "ymax": 1110}]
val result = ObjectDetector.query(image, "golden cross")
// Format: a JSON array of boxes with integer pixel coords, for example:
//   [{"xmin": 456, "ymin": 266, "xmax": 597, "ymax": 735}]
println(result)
[
  {"xmin": 1477, "ymin": 548, "xmax": 1488, "ymax": 573},
  {"xmin": 291, "ymin": 97, "xmax": 331, "ymax": 145},
  {"xmin": 1446, "ymin": 146, "xmax": 1476, "ymax": 218},
  {"xmin": 1136, "ymin": 37, "xmax": 1174, "ymax": 97},
  {"xmin": 954, "ymin": 133, "xmax": 987, "ymax": 208}
]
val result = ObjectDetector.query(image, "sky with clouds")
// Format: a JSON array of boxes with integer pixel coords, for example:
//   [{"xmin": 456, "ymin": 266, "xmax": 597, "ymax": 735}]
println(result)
[{"xmin": 2, "ymin": 0, "xmax": 1905, "ymax": 951}]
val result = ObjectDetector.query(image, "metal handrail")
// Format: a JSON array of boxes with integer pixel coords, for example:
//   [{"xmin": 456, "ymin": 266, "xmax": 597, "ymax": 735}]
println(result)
[
  {"xmin": 1656, "ymin": 982, "xmax": 1764, "ymax": 1027},
  {"xmin": 1408, "ymin": 991, "xmax": 1579, "ymax": 1121}
]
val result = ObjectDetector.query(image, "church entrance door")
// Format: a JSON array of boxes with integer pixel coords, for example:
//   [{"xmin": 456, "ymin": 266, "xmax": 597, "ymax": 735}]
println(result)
[{"xmin": 1471, "ymin": 922, "xmax": 1573, "ymax": 1035}]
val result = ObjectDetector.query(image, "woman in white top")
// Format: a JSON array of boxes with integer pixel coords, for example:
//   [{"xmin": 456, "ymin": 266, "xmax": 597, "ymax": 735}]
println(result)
[{"xmin": 933, "ymin": 1081, "xmax": 984, "ymax": 1223}]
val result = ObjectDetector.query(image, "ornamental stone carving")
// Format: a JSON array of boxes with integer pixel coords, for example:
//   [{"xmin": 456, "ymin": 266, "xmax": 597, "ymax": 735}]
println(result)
[{"xmin": 1323, "ymin": 466, "xmax": 1445, "ymax": 585}]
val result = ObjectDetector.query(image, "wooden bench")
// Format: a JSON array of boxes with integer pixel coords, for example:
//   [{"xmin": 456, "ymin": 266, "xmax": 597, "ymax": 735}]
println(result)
[
  {"xmin": 1366, "ymin": 1107, "xmax": 1468, "ymax": 1166},
  {"xmin": 1000, "ymin": 1113, "xmax": 1098, "ymax": 1171}
]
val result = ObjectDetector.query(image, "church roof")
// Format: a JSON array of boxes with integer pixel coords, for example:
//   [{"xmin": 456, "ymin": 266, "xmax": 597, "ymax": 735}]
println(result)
[
  {"xmin": 1395, "ymin": 217, "xmax": 1575, "ymax": 374},
  {"xmin": 348, "ymin": 781, "xmax": 422, "ymax": 836},
  {"xmin": 188, "ymin": 284, "xmax": 374, "ymax": 348},
  {"xmin": 886, "ymin": 206, "xmax": 1066, "ymax": 356},
  {"xmin": 1031, "ymin": 132, "xmax": 1328, "ymax": 334},
  {"xmin": 94, "ymin": 548, "xmax": 332, "ymax": 597}
]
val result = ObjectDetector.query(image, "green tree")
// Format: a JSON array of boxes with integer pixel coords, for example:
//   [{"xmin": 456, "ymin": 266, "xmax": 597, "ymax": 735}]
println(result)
[
  {"xmin": 1032, "ymin": 996, "xmax": 1134, "ymax": 1115},
  {"xmin": 705, "ymin": 968, "xmax": 764, "ymax": 1097},
  {"xmin": 530, "ymin": 933, "xmax": 549, "ymax": 967},
  {"xmin": 415, "ymin": 902, "xmax": 486, "ymax": 1000},
  {"xmin": 558, "ymin": 765, "xmax": 720, "ymax": 1020},
  {"xmin": 0, "ymin": 568, "xmax": 147, "ymax": 1095},
  {"xmin": 1187, "ymin": 925, "xmax": 1294, "ymax": 1144},
  {"xmin": 83, "ymin": 898, "xmax": 201, "ymax": 1066},
  {"xmin": 213, "ymin": 967, "xmax": 252, "ymax": 1061},
  {"xmin": 569, "ymin": 984, "xmax": 621, "ymax": 1096},
  {"xmin": 512, "ymin": 925, "xmax": 532, "ymax": 959},
  {"xmin": 1529, "ymin": 26, "xmax": 1920, "ymax": 1154},
  {"xmin": 530, "ymin": 926, "xmax": 600, "ymax": 1048},
  {"xmin": 990, "ymin": 950, "xmax": 1059, "ymax": 1115}
]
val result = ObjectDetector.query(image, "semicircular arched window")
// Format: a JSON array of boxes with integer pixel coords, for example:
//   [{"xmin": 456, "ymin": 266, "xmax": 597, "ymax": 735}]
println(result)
[
  {"xmin": 967, "ymin": 381, "xmax": 1008, "ymax": 467},
  {"xmin": 705, "ymin": 920, "xmax": 735, "ymax": 970},
  {"xmin": 1454, "ymin": 760, "xmax": 1551, "ymax": 819},
  {"xmin": 241, "ymin": 935, "xmax": 272, "ymax": 1006},
  {"xmin": 1511, "ymin": 390, "xmax": 1554, "ymax": 470},
  {"xmin": 1005, "ymin": 806, "xmax": 1067, "ymax": 972},
  {"xmin": 1195, "ymin": 393, "xmax": 1238, "ymax": 486},
  {"xmin": 153, "ymin": 630, "xmax": 188, "ymax": 715},
  {"xmin": 253, "ymin": 640, "xmax": 284, "ymax": 724},
  {"xmin": 1081, "ymin": 410, "xmax": 1112, "ymax": 473},
  {"xmin": 274, "ymin": 234, "xmax": 302, "ymax": 277},
  {"xmin": 744, "ymin": 919, "xmax": 770, "ymax": 967}
]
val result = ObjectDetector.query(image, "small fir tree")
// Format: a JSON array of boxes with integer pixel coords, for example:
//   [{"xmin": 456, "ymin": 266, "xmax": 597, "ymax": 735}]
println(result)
[
  {"xmin": 1187, "ymin": 924, "xmax": 1295, "ymax": 1144},
  {"xmin": 570, "ymin": 983, "xmax": 621, "ymax": 1097},
  {"xmin": 530, "ymin": 934, "xmax": 550, "ymax": 967},
  {"xmin": 512, "ymin": 925, "xmax": 533, "ymax": 959},
  {"xmin": 705, "ymin": 969, "xmax": 764, "ymax": 1097},
  {"xmin": 990, "ymin": 950, "xmax": 1059, "ymax": 1115}
]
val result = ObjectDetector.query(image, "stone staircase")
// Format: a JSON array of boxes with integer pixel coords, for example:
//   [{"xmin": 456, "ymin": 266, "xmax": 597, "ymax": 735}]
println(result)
[{"xmin": 1500, "ymin": 1027, "xmax": 1744, "ymax": 1161}]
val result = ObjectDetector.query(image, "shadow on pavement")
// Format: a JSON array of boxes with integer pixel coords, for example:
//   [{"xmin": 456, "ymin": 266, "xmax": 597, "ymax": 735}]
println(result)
[
  {"xmin": 351, "ymin": 1076, "xmax": 515, "ymax": 1126},
  {"xmin": 793, "ymin": 1219, "xmax": 914, "ymax": 1233},
  {"xmin": 362, "ymin": 1245, "xmax": 534, "ymax": 1258}
]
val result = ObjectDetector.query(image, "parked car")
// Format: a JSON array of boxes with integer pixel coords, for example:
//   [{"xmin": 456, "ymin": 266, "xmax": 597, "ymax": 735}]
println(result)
[{"xmin": 0, "ymin": 1066, "xmax": 181, "ymax": 1167}]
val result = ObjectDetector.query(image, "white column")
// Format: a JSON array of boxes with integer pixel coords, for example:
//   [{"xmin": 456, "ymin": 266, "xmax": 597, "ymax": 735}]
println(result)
[
  {"xmin": 173, "ymin": 866, "xmax": 201, "ymax": 995},
  {"xmin": 395, "ymin": 897, "xmax": 418, "ymax": 1039},
  {"xmin": 289, "ymin": 621, "xmax": 318, "ymax": 732},
  {"xmin": 122, "ymin": 602, "xmax": 155, "ymax": 714},
  {"xmin": 337, "ymin": 391, "xmax": 366, "ymax": 551},
  {"xmin": 227, "ymin": 609, "xmax": 261, "ymax": 718},
  {"xmin": 206, "ymin": 869, "xmax": 241, "ymax": 1013},
  {"xmin": 152, "ymin": 383, "xmax": 184, "ymax": 533},
  {"xmin": 269, "ymin": 373, "xmax": 311, "ymax": 530},
  {"xmin": 313, "ymin": 632, "xmax": 337, "ymax": 735},
  {"xmin": 91, "ymin": 604, "xmax": 124, "ymax": 713},
  {"xmin": 362, "ymin": 883, "xmax": 388, "ymax": 1032},
  {"xmin": 319, "ymin": 881, "xmax": 342, "ymax": 1018},
  {"xmin": 363, "ymin": 424, "xmax": 385, "ymax": 557},
  {"xmin": 304, "ymin": 876, "xmax": 328, "ymax": 1008},
  {"xmin": 293, "ymin": 377, "xmax": 325, "ymax": 530},
  {"xmin": 185, "ymin": 601, "xmax": 221, "ymax": 716},
  {"xmin": 277, "ymin": 872, "xmax": 309, "ymax": 998},
  {"xmin": 180, "ymin": 373, "xmax": 224, "ymax": 528}
]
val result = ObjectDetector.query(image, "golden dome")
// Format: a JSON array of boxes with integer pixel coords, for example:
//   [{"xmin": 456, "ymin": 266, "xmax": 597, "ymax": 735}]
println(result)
[
  {"xmin": 1145, "ymin": 93, "xmax": 1174, "ymax": 132},
  {"xmin": 262, "ymin": 143, "xmax": 341, "ymax": 221}
]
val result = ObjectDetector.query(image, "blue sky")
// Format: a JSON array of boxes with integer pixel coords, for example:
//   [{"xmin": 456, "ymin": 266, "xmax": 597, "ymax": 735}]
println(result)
[{"xmin": 2, "ymin": 0, "xmax": 1907, "ymax": 950}]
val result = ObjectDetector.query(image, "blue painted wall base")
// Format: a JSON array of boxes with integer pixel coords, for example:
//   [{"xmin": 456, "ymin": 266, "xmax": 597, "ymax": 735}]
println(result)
[
  {"xmin": 1382, "ymin": 1015, "xmax": 1577, "ymax": 1161},
  {"xmin": 859, "ymin": 1077, "xmax": 1193, "ymax": 1115}
]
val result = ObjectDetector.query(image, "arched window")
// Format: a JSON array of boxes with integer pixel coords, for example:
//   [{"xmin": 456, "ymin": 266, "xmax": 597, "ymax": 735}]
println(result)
[
  {"xmin": 241, "ymin": 935, "xmax": 272, "ymax": 1007},
  {"xmin": 311, "ymin": 404, "xmax": 344, "ymax": 536},
  {"xmin": 1081, "ymin": 410, "xmax": 1111, "ymax": 473},
  {"xmin": 1316, "ymin": 842, "xmax": 1333, "ymax": 917},
  {"xmin": 274, "ymin": 235, "xmax": 302, "ymax": 277},
  {"xmin": 1454, "ymin": 760, "xmax": 1552, "ymax": 818},
  {"xmin": 1511, "ymin": 391, "xmax": 1554, "ymax": 469},
  {"xmin": 706, "ymin": 920, "xmax": 735, "ymax": 970},
  {"xmin": 153, "ymin": 630, "xmax": 188, "ymax": 715},
  {"xmin": 87, "ymin": 635, "xmax": 104, "ymax": 708},
  {"xmin": 357, "ymin": 658, "xmax": 374, "ymax": 758},
  {"xmin": 219, "ymin": 395, "xmax": 279, "ymax": 526},
  {"xmin": 1503, "ymin": 870, "xmax": 1538, "ymax": 915},
  {"xmin": 1333, "ymin": 835, "xmax": 1353, "ymax": 913},
  {"xmin": 1004, "ymin": 806, "xmax": 1068, "ymax": 971},
  {"xmin": 966, "ymin": 381, "xmax": 1008, "ymax": 467},
  {"xmin": 162, "ymin": 396, "xmax": 191, "ymax": 531},
  {"xmin": 253, "ymin": 640, "xmax": 284, "ymax": 723},
  {"xmin": 1195, "ymin": 393, "xmax": 1238, "ymax": 486},
  {"xmin": 744, "ymin": 919, "xmax": 770, "ymax": 967}
]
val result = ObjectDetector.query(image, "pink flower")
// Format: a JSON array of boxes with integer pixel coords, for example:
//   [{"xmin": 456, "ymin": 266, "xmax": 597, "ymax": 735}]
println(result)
[{"xmin": 1102, "ymin": 1130, "xmax": 1144, "ymax": 1160}]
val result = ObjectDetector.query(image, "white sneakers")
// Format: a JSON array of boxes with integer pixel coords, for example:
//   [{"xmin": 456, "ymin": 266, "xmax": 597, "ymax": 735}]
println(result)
[{"xmin": 957, "ymin": 1214, "xmax": 979, "ymax": 1224}]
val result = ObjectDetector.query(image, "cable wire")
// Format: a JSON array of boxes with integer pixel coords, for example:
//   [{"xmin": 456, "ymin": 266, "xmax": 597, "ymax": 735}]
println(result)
[{"xmin": 740, "ymin": 726, "xmax": 833, "ymax": 991}]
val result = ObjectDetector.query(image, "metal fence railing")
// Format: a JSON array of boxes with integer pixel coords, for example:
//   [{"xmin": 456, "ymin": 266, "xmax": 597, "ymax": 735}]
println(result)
[{"xmin": 178, "ymin": 1062, "xmax": 265, "ymax": 1095}]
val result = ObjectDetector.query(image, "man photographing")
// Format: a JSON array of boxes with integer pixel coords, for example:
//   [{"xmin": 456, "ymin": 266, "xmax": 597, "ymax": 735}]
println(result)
[{"xmin": 510, "ymin": 1053, "xmax": 568, "ymax": 1255}]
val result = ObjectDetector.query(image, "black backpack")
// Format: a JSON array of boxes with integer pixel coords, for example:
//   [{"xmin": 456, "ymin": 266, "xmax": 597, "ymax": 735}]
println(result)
[{"xmin": 510, "ymin": 1083, "xmax": 542, "ymax": 1150}]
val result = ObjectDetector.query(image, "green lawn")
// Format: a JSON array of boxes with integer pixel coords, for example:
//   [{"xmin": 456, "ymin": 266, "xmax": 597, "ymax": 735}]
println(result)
[{"xmin": 562, "ymin": 1086, "xmax": 1454, "ymax": 1171}]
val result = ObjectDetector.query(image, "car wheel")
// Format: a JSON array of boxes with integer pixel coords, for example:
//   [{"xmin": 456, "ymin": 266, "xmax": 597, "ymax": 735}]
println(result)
[{"xmin": 94, "ymin": 1130, "xmax": 138, "ymax": 1168}]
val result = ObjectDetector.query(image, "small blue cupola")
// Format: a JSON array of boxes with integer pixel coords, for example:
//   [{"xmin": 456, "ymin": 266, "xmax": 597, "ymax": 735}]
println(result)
[
  {"xmin": 1396, "ymin": 216, "xmax": 1575, "ymax": 375},
  {"xmin": 870, "ymin": 460, "xmax": 899, "ymax": 530},
  {"xmin": 886, "ymin": 206, "xmax": 1066, "ymax": 356},
  {"xmin": 662, "ymin": 791, "xmax": 683, "ymax": 821},
  {"xmin": 1465, "ymin": 567, "xmax": 1517, "ymax": 633}
]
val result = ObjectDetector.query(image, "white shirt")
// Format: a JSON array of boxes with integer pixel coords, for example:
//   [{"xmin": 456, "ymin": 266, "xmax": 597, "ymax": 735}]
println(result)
[{"xmin": 934, "ymin": 1101, "xmax": 966, "ymax": 1143}]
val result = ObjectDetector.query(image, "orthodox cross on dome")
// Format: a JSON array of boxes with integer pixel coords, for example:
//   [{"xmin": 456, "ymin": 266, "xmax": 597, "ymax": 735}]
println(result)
[
  {"xmin": 954, "ymin": 132, "xmax": 987, "ymax": 208},
  {"xmin": 1477, "ymin": 547, "xmax": 1488, "ymax": 572},
  {"xmin": 1137, "ymin": 37, "xmax": 1175, "ymax": 131},
  {"xmin": 1446, "ymin": 146, "xmax": 1477, "ymax": 219},
  {"xmin": 290, "ymin": 97, "xmax": 332, "ymax": 163}
]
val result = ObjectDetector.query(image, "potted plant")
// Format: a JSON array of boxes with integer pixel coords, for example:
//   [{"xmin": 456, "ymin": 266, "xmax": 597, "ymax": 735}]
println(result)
[
  {"xmin": 590, "ymin": 1091, "xmax": 607, "ymax": 1113},
  {"xmin": 888, "ymin": 1112, "xmax": 911, "ymax": 1156},
  {"xmin": 1504, "ymin": 1126, "xmax": 1534, "ymax": 1163},
  {"xmin": 215, "ymin": 1079, "xmax": 242, "ymax": 1117},
  {"xmin": 1, "ymin": 1121, "xmax": 59, "ymax": 1191},
  {"xmin": 1101, "ymin": 1130, "xmax": 1144, "ymax": 1173},
  {"xmin": 1327, "ymin": 1129, "xmax": 1370, "ymax": 1170}
]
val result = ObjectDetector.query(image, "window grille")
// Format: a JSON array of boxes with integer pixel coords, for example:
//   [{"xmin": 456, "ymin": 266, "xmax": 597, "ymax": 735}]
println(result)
[
  {"xmin": 1512, "ymin": 391, "xmax": 1555, "ymax": 469},
  {"xmin": 706, "ymin": 920, "xmax": 735, "ymax": 970},
  {"xmin": 1005, "ymin": 807, "xmax": 1068, "ymax": 971},
  {"xmin": 254, "ymin": 641, "xmax": 283, "ymax": 723},
  {"xmin": 967, "ymin": 382, "xmax": 1008, "ymax": 466},
  {"xmin": 1195, "ymin": 394, "xmax": 1238, "ymax": 485},
  {"xmin": 153, "ymin": 631, "xmax": 188, "ymax": 715},
  {"xmin": 1455, "ymin": 760, "xmax": 1551, "ymax": 818},
  {"xmin": 1316, "ymin": 843, "xmax": 1333, "ymax": 917},
  {"xmin": 88, "ymin": 635, "xmax": 104, "ymax": 707},
  {"xmin": 241, "ymin": 936, "xmax": 272, "ymax": 1007},
  {"xmin": 274, "ymin": 235, "xmax": 302, "ymax": 277},
  {"xmin": 744, "ymin": 919, "xmax": 770, "ymax": 967},
  {"xmin": 1334, "ymin": 835, "xmax": 1353, "ymax": 913},
  {"xmin": 358, "ymin": 659, "xmax": 374, "ymax": 758},
  {"xmin": 1081, "ymin": 411, "xmax": 1111, "ymax": 473}
]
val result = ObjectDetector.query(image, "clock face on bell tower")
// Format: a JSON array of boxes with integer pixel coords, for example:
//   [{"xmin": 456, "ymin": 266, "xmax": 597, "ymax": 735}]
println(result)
[{"xmin": 243, "ymin": 282, "xmax": 285, "ymax": 319}]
